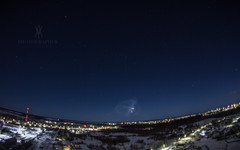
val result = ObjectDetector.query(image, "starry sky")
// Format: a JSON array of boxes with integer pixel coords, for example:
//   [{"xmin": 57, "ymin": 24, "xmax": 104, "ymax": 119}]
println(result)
[{"xmin": 1, "ymin": 0, "xmax": 240, "ymax": 122}]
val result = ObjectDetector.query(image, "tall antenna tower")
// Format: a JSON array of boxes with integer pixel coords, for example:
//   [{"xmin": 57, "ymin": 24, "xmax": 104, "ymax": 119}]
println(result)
[{"xmin": 26, "ymin": 107, "xmax": 29, "ymax": 122}]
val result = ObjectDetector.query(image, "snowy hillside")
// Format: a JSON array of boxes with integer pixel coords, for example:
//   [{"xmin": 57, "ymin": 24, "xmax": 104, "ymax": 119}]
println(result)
[{"xmin": 0, "ymin": 104, "xmax": 240, "ymax": 149}]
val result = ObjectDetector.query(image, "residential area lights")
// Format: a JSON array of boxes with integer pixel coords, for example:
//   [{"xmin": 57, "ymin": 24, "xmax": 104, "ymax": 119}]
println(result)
[
  {"xmin": 122, "ymin": 101, "xmax": 240, "ymax": 125},
  {"xmin": 0, "ymin": 101, "xmax": 240, "ymax": 133}
]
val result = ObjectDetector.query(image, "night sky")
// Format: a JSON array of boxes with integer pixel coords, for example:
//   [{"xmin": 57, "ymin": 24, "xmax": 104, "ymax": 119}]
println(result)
[{"xmin": 1, "ymin": 1, "xmax": 240, "ymax": 122}]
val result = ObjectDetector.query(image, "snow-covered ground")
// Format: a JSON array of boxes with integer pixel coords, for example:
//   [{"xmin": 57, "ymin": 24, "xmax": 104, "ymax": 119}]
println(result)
[{"xmin": 1, "ymin": 107, "xmax": 240, "ymax": 149}]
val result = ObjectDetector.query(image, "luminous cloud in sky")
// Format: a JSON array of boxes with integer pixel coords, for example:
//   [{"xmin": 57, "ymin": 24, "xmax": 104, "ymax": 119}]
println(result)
[{"xmin": 114, "ymin": 99, "xmax": 140, "ymax": 117}]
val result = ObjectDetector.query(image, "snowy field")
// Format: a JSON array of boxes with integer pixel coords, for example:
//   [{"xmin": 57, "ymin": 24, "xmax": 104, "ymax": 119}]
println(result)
[{"xmin": 1, "ymin": 107, "xmax": 240, "ymax": 149}]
